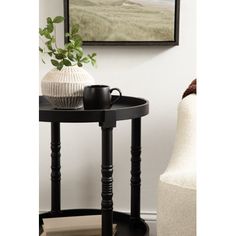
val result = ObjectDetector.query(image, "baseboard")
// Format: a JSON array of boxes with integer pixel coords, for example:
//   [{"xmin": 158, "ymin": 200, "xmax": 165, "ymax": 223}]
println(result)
[{"xmin": 141, "ymin": 211, "xmax": 157, "ymax": 221}]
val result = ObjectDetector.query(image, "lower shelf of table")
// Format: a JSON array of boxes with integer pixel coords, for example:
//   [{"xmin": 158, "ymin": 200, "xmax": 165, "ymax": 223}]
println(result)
[{"xmin": 39, "ymin": 209, "xmax": 149, "ymax": 236}]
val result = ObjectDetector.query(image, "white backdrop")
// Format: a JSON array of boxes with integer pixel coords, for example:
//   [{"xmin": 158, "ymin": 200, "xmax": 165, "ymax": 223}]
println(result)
[{"xmin": 39, "ymin": 0, "xmax": 196, "ymax": 214}]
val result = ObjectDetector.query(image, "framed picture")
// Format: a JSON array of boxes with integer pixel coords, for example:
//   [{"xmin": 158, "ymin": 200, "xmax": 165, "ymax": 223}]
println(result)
[{"xmin": 64, "ymin": 0, "xmax": 180, "ymax": 46}]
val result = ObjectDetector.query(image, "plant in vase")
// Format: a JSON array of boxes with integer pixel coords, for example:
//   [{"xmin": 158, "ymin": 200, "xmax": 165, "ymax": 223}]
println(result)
[{"xmin": 39, "ymin": 16, "xmax": 97, "ymax": 109}]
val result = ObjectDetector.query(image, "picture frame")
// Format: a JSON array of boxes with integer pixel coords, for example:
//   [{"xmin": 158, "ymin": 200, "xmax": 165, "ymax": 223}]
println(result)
[{"xmin": 64, "ymin": 0, "xmax": 180, "ymax": 46}]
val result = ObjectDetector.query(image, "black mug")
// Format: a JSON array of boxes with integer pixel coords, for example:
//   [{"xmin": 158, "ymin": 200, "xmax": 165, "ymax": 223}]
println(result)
[{"xmin": 83, "ymin": 85, "xmax": 122, "ymax": 110}]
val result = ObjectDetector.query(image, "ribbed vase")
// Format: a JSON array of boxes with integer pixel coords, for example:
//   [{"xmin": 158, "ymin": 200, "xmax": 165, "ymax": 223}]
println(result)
[{"xmin": 41, "ymin": 66, "xmax": 95, "ymax": 109}]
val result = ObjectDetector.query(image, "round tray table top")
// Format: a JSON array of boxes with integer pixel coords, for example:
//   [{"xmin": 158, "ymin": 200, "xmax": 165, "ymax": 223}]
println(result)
[{"xmin": 39, "ymin": 95, "xmax": 149, "ymax": 123}]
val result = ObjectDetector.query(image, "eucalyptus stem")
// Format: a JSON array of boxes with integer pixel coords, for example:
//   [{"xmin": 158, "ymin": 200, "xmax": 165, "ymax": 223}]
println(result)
[{"xmin": 54, "ymin": 25, "xmax": 58, "ymax": 49}]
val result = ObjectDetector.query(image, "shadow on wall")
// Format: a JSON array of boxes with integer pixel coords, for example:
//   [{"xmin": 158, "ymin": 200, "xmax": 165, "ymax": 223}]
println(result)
[
  {"xmin": 84, "ymin": 46, "xmax": 173, "ymax": 70},
  {"xmin": 143, "ymin": 118, "xmax": 176, "ymax": 174}
]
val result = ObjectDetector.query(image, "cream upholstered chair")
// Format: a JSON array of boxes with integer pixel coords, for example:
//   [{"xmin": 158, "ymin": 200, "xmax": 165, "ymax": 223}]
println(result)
[{"xmin": 157, "ymin": 94, "xmax": 196, "ymax": 236}]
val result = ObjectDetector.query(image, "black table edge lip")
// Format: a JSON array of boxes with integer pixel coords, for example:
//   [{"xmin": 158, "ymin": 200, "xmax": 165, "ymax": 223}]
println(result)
[{"xmin": 39, "ymin": 95, "xmax": 149, "ymax": 113}]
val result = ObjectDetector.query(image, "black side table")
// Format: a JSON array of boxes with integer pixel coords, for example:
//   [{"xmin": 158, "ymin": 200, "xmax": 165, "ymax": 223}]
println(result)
[{"xmin": 39, "ymin": 95, "xmax": 149, "ymax": 236}]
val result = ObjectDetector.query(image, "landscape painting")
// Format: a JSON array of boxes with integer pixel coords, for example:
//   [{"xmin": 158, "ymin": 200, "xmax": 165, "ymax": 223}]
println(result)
[{"xmin": 64, "ymin": 0, "xmax": 179, "ymax": 45}]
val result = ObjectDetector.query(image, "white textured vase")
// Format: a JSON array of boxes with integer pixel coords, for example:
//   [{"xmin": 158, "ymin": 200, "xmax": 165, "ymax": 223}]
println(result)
[{"xmin": 41, "ymin": 66, "xmax": 95, "ymax": 109}]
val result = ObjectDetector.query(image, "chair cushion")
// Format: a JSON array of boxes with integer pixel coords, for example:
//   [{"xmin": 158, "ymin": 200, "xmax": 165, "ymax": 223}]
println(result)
[{"xmin": 157, "ymin": 180, "xmax": 196, "ymax": 236}]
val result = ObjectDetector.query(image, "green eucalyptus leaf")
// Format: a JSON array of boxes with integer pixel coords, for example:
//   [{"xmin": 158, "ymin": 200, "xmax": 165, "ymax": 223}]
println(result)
[
  {"xmin": 53, "ymin": 16, "xmax": 64, "ymax": 23},
  {"xmin": 68, "ymin": 53, "xmax": 75, "ymax": 61},
  {"xmin": 57, "ymin": 61, "xmax": 64, "ymax": 70},
  {"xmin": 63, "ymin": 59, "xmax": 72, "ymax": 66},
  {"xmin": 51, "ymin": 59, "xmax": 59, "ymax": 67},
  {"xmin": 77, "ymin": 62, "xmax": 82, "ymax": 67},
  {"xmin": 81, "ymin": 57, "xmax": 90, "ymax": 63},
  {"xmin": 74, "ymin": 39, "xmax": 82, "ymax": 47},
  {"xmin": 66, "ymin": 43, "xmax": 74, "ymax": 50},
  {"xmin": 71, "ymin": 24, "xmax": 79, "ymax": 34},
  {"xmin": 39, "ymin": 28, "xmax": 44, "ymax": 36},
  {"xmin": 55, "ymin": 53, "xmax": 64, "ymax": 60},
  {"xmin": 47, "ymin": 17, "xmax": 53, "ymax": 24},
  {"xmin": 92, "ymin": 53, "xmax": 96, "ymax": 57},
  {"xmin": 51, "ymin": 36, "xmax": 56, "ymax": 43},
  {"xmin": 44, "ymin": 31, "xmax": 51, "ymax": 39},
  {"xmin": 76, "ymin": 53, "xmax": 82, "ymax": 61},
  {"xmin": 48, "ymin": 52, "xmax": 53, "ymax": 57},
  {"xmin": 57, "ymin": 65, "xmax": 63, "ymax": 70},
  {"xmin": 47, "ymin": 23, "xmax": 54, "ymax": 33},
  {"xmin": 46, "ymin": 40, "xmax": 53, "ymax": 50},
  {"xmin": 39, "ymin": 47, "xmax": 43, "ymax": 53},
  {"xmin": 57, "ymin": 48, "xmax": 67, "ymax": 54},
  {"xmin": 75, "ymin": 47, "xmax": 83, "ymax": 56},
  {"xmin": 72, "ymin": 34, "xmax": 82, "ymax": 42},
  {"xmin": 91, "ymin": 60, "xmax": 96, "ymax": 66},
  {"xmin": 64, "ymin": 43, "xmax": 70, "ymax": 49},
  {"xmin": 70, "ymin": 39, "xmax": 75, "ymax": 45}
]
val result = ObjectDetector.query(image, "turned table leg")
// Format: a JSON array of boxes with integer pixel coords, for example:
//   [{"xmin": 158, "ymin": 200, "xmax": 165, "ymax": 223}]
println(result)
[
  {"xmin": 51, "ymin": 122, "xmax": 61, "ymax": 214},
  {"xmin": 101, "ymin": 126, "xmax": 114, "ymax": 236},
  {"xmin": 130, "ymin": 118, "xmax": 141, "ymax": 222}
]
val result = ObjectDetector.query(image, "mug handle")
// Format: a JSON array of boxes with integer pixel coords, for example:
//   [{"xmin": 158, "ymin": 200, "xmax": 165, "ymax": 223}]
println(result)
[{"xmin": 110, "ymin": 88, "xmax": 122, "ymax": 106}]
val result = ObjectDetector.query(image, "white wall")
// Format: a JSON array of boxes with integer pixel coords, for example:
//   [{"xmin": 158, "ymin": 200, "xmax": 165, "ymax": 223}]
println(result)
[{"xmin": 39, "ymin": 0, "xmax": 196, "ymax": 213}]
